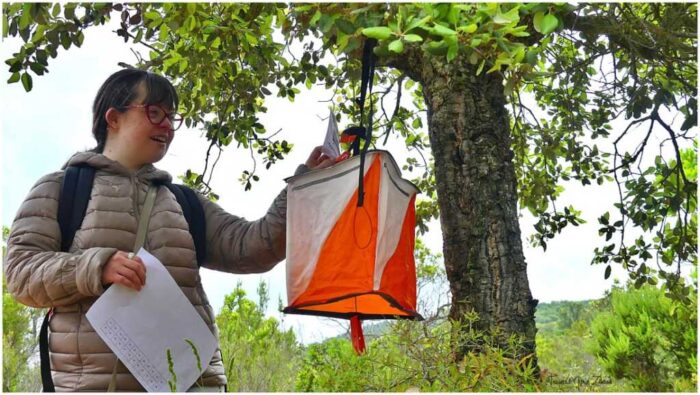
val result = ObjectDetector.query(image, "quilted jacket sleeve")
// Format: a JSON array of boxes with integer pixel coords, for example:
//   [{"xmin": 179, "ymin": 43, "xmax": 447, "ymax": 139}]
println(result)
[
  {"xmin": 3, "ymin": 172, "xmax": 117, "ymax": 308},
  {"xmin": 200, "ymin": 165, "xmax": 309, "ymax": 273}
]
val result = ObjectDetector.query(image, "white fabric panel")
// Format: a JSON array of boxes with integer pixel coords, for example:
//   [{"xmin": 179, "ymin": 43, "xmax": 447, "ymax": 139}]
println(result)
[
  {"xmin": 286, "ymin": 152, "xmax": 378, "ymax": 304},
  {"xmin": 373, "ymin": 154, "xmax": 418, "ymax": 290}
]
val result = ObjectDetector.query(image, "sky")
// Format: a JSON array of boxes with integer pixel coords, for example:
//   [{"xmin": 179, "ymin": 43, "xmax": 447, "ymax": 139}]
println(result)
[{"xmin": 0, "ymin": 16, "xmax": 671, "ymax": 344}]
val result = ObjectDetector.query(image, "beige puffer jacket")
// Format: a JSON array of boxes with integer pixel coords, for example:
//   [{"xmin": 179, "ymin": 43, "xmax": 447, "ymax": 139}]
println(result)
[{"xmin": 4, "ymin": 151, "xmax": 302, "ymax": 391}]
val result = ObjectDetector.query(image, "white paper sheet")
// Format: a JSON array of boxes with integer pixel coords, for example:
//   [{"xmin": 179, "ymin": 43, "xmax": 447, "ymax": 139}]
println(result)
[
  {"xmin": 321, "ymin": 109, "xmax": 341, "ymax": 159},
  {"xmin": 86, "ymin": 248, "xmax": 217, "ymax": 392}
]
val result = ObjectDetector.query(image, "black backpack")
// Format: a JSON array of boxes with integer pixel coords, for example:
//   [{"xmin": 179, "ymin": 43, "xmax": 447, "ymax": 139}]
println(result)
[{"xmin": 40, "ymin": 164, "xmax": 206, "ymax": 392}]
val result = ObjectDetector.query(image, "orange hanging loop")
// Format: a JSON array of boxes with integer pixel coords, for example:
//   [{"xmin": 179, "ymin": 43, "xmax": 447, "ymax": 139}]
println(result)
[{"xmin": 350, "ymin": 315, "xmax": 366, "ymax": 355}]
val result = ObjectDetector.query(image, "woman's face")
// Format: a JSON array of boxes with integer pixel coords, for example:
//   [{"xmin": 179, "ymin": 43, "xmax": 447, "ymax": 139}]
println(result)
[{"xmin": 109, "ymin": 85, "xmax": 176, "ymax": 166}]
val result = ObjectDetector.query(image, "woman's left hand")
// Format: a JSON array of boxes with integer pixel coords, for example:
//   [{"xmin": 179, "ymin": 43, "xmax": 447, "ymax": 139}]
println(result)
[{"xmin": 305, "ymin": 146, "xmax": 335, "ymax": 170}]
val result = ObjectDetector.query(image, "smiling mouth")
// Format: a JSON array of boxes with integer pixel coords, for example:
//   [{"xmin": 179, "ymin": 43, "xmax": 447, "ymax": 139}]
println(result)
[{"xmin": 150, "ymin": 136, "xmax": 168, "ymax": 144}]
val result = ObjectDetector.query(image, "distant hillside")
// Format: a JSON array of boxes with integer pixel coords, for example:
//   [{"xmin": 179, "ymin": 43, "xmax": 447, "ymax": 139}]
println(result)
[
  {"xmin": 316, "ymin": 300, "xmax": 597, "ymax": 344},
  {"xmin": 535, "ymin": 299, "xmax": 595, "ymax": 333},
  {"xmin": 323, "ymin": 319, "xmax": 395, "ymax": 343}
]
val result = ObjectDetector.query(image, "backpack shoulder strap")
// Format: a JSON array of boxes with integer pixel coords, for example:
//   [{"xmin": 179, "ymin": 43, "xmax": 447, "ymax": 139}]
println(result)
[
  {"xmin": 43, "ymin": 165, "xmax": 95, "ymax": 392},
  {"xmin": 40, "ymin": 311, "xmax": 54, "ymax": 392},
  {"xmin": 58, "ymin": 165, "xmax": 96, "ymax": 252},
  {"xmin": 164, "ymin": 183, "xmax": 207, "ymax": 267}
]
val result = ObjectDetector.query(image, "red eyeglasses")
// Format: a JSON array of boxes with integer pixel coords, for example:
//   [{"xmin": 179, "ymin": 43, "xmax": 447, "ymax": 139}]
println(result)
[{"xmin": 123, "ymin": 104, "xmax": 184, "ymax": 131}]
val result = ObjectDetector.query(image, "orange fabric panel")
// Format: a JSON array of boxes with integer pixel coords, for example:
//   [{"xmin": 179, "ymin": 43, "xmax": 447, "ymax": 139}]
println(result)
[
  {"xmin": 340, "ymin": 134, "xmax": 357, "ymax": 143},
  {"xmin": 292, "ymin": 156, "xmax": 382, "ymax": 305},
  {"xmin": 296, "ymin": 294, "xmax": 411, "ymax": 316},
  {"xmin": 378, "ymin": 195, "xmax": 418, "ymax": 311}
]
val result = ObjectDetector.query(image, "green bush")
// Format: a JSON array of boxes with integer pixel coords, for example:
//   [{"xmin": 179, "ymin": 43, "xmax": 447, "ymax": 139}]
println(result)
[
  {"xmin": 3, "ymin": 287, "xmax": 43, "ymax": 392},
  {"xmin": 216, "ymin": 281, "xmax": 302, "ymax": 391},
  {"xmin": 535, "ymin": 299, "xmax": 629, "ymax": 391},
  {"xmin": 295, "ymin": 312, "xmax": 541, "ymax": 392},
  {"xmin": 536, "ymin": 320, "xmax": 628, "ymax": 392},
  {"xmin": 3, "ymin": 226, "xmax": 43, "ymax": 393},
  {"xmin": 589, "ymin": 284, "xmax": 697, "ymax": 391}
]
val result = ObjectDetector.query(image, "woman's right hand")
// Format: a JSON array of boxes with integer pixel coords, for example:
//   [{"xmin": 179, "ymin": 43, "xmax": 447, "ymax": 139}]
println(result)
[{"xmin": 102, "ymin": 251, "xmax": 147, "ymax": 291}]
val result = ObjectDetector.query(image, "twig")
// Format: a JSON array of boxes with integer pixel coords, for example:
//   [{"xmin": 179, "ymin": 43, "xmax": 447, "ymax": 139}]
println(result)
[
  {"xmin": 516, "ymin": 90, "xmax": 542, "ymax": 129},
  {"xmin": 653, "ymin": 113, "xmax": 693, "ymax": 186},
  {"xmin": 201, "ymin": 138, "xmax": 218, "ymax": 188},
  {"xmin": 383, "ymin": 74, "xmax": 405, "ymax": 145},
  {"xmin": 608, "ymin": 115, "xmax": 654, "ymax": 172},
  {"xmin": 122, "ymin": 30, "xmax": 164, "ymax": 55},
  {"xmin": 206, "ymin": 144, "xmax": 222, "ymax": 187}
]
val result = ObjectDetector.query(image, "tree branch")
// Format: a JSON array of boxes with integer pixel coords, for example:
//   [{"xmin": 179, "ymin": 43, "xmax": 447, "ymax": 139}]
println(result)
[
  {"xmin": 383, "ymin": 74, "xmax": 405, "ymax": 145},
  {"xmin": 653, "ymin": 113, "xmax": 694, "ymax": 187}
]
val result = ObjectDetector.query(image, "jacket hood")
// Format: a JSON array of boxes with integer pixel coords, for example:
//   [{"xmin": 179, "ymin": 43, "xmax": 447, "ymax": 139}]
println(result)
[{"xmin": 62, "ymin": 151, "xmax": 172, "ymax": 184}]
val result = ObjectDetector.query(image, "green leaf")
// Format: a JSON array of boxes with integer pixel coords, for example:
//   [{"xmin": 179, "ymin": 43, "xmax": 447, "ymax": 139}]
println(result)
[
  {"xmin": 19, "ymin": 5, "xmax": 32, "ymax": 31},
  {"xmin": 31, "ymin": 24, "xmax": 46, "ymax": 44},
  {"xmin": 74, "ymin": 31, "xmax": 84, "ymax": 47},
  {"xmin": 60, "ymin": 32, "xmax": 71, "ymax": 49},
  {"xmin": 362, "ymin": 26, "xmax": 393, "ymax": 40},
  {"xmin": 64, "ymin": 3, "xmax": 76, "ymax": 20},
  {"xmin": 389, "ymin": 39, "xmax": 404, "ymax": 53},
  {"xmin": 21, "ymin": 72, "xmax": 32, "ymax": 92},
  {"xmin": 604, "ymin": 265, "xmax": 612, "ymax": 279},
  {"xmin": 457, "ymin": 24, "xmax": 477, "ymax": 34},
  {"xmin": 159, "ymin": 23, "xmax": 170, "ymax": 41},
  {"xmin": 29, "ymin": 62, "xmax": 45, "ymax": 75},
  {"xmin": 533, "ymin": 11, "xmax": 545, "ymax": 33},
  {"xmin": 446, "ymin": 42, "xmax": 458, "ymax": 62},
  {"xmin": 187, "ymin": 15, "xmax": 196, "ymax": 31},
  {"xmin": 7, "ymin": 72, "xmax": 20, "ymax": 83},
  {"xmin": 335, "ymin": 19, "xmax": 356, "ymax": 35},
  {"xmin": 244, "ymin": 32, "xmax": 258, "ymax": 45},
  {"xmin": 134, "ymin": 28, "xmax": 144, "ymax": 43},
  {"xmin": 492, "ymin": 13, "xmax": 511, "ymax": 25},
  {"xmin": 178, "ymin": 59, "xmax": 188, "ymax": 73},
  {"xmin": 163, "ymin": 55, "xmax": 180, "ymax": 68},
  {"xmin": 447, "ymin": 5, "xmax": 460, "ymax": 25},
  {"xmin": 405, "ymin": 15, "xmax": 431, "ymax": 32},
  {"xmin": 51, "ymin": 3, "xmax": 61, "ymax": 17},
  {"xmin": 425, "ymin": 40, "xmax": 447, "ymax": 55},
  {"xmin": 144, "ymin": 10, "xmax": 162, "ymax": 23},
  {"xmin": 512, "ymin": 45, "xmax": 525, "ymax": 63},
  {"xmin": 525, "ymin": 50, "xmax": 538, "ymax": 65},
  {"xmin": 309, "ymin": 10, "xmax": 321, "ymax": 26},
  {"xmin": 540, "ymin": 14, "xmax": 559, "ymax": 35},
  {"xmin": 504, "ymin": 77, "xmax": 515, "ymax": 96},
  {"xmin": 493, "ymin": 7, "xmax": 520, "ymax": 24},
  {"xmin": 476, "ymin": 59, "xmax": 486, "ymax": 75},
  {"xmin": 404, "ymin": 34, "xmax": 423, "ymax": 43},
  {"xmin": 319, "ymin": 14, "xmax": 334, "ymax": 33},
  {"xmin": 431, "ymin": 24, "xmax": 457, "ymax": 37}
]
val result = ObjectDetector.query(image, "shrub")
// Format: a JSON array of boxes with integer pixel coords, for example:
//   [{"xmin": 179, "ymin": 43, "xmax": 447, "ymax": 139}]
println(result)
[
  {"xmin": 295, "ymin": 312, "xmax": 541, "ymax": 392},
  {"xmin": 216, "ymin": 282, "xmax": 302, "ymax": 391},
  {"xmin": 589, "ymin": 284, "xmax": 697, "ymax": 391}
]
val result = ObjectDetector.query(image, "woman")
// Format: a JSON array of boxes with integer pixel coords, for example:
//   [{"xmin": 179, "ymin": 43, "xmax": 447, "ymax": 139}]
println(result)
[{"xmin": 4, "ymin": 69, "xmax": 333, "ymax": 391}]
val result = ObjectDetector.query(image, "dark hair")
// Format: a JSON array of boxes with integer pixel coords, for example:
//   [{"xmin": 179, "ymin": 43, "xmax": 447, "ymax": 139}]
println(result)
[{"xmin": 91, "ymin": 69, "xmax": 179, "ymax": 153}]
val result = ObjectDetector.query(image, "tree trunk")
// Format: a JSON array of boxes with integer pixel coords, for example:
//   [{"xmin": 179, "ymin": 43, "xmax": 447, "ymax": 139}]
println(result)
[{"xmin": 403, "ymin": 54, "xmax": 538, "ymax": 364}]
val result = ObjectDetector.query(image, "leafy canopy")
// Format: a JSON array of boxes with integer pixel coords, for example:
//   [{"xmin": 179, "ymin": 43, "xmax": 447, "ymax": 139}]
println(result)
[{"xmin": 3, "ymin": 3, "xmax": 696, "ymax": 301}]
